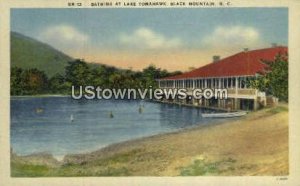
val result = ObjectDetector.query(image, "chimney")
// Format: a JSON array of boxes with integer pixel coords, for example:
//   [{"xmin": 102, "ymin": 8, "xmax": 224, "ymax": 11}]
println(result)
[
  {"xmin": 271, "ymin": 43, "xmax": 277, "ymax": 48},
  {"xmin": 213, "ymin": 55, "xmax": 220, "ymax": 63},
  {"xmin": 243, "ymin": 48, "xmax": 249, "ymax": 52}
]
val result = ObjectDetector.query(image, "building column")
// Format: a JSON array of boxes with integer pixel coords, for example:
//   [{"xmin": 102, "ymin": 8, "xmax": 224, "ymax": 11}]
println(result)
[
  {"xmin": 221, "ymin": 99, "xmax": 225, "ymax": 108},
  {"xmin": 253, "ymin": 99, "xmax": 258, "ymax": 111},
  {"xmin": 231, "ymin": 98, "xmax": 234, "ymax": 110},
  {"xmin": 217, "ymin": 99, "xmax": 221, "ymax": 108},
  {"xmin": 205, "ymin": 99, "xmax": 209, "ymax": 107},
  {"xmin": 192, "ymin": 98, "xmax": 198, "ymax": 106},
  {"xmin": 235, "ymin": 77, "xmax": 238, "ymax": 96},
  {"xmin": 234, "ymin": 98, "xmax": 240, "ymax": 110}
]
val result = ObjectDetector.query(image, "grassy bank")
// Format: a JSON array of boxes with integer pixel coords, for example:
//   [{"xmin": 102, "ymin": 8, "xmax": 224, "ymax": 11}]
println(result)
[{"xmin": 11, "ymin": 105, "xmax": 288, "ymax": 176}]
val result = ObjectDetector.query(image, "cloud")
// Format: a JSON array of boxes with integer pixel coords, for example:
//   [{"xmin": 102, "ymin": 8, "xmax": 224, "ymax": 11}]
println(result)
[
  {"xmin": 39, "ymin": 24, "xmax": 89, "ymax": 52},
  {"xmin": 202, "ymin": 26, "xmax": 263, "ymax": 49},
  {"xmin": 119, "ymin": 27, "xmax": 182, "ymax": 50}
]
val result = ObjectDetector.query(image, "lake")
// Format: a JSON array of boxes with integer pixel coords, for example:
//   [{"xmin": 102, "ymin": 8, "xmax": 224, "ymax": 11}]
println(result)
[{"xmin": 10, "ymin": 97, "xmax": 229, "ymax": 159}]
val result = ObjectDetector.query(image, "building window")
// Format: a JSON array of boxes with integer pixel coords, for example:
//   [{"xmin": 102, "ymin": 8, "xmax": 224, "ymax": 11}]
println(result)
[
  {"xmin": 232, "ymin": 78, "xmax": 236, "ymax": 88},
  {"xmin": 199, "ymin": 79, "xmax": 202, "ymax": 89},
  {"xmin": 220, "ymin": 78, "xmax": 223, "ymax": 88},
  {"xmin": 240, "ymin": 77, "xmax": 246, "ymax": 89},
  {"xmin": 185, "ymin": 79, "xmax": 192, "ymax": 89},
  {"xmin": 207, "ymin": 79, "xmax": 211, "ymax": 88}
]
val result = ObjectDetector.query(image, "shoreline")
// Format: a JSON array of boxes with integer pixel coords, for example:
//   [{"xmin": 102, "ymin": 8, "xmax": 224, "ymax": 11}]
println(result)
[
  {"xmin": 11, "ymin": 94, "xmax": 69, "ymax": 98},
  {"xmin": 12, "ymin": 117, "xmax": 231, "ymax": 161},
  {"xmin": 11, "ymin": 105, "xmax": 288, "ymax": 176}
]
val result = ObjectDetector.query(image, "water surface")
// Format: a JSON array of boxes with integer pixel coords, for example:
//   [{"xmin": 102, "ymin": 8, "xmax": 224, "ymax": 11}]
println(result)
[{"xmin": 11, "ymin": 97, "xmax": 228, "ymax": 158}]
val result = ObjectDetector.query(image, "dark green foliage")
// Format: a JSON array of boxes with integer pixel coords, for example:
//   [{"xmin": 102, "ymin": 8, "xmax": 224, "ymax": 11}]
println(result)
[
  {"xmin": 250, "ymin": 53, "xmax": 288, "ymax": 102},
  {"xmin": 23, "ymin": 68, "xmax": 49, "ymax": 95},
  {"xmin": 11, "ymin": 67, "xmax": 48, "ymax": 95},
  {"xmin": 139, "ymin": 64, "xmax": 181, "ymax": 89},
  {"xmin": 11, "ymin": 59, "xmax": 182, "ymax": 96},
  {"xmin": 90, "ymin": 66, "xmax": 108, "ymax": 87},
  {"xmin": 48, "ymin": 74, "xmax": 71, "ymax": 94},
  {"xmin": 65, "ymin": 59, "xmax": 92, "ymax": 87},
  {"xmin": 180, "ymin": 159, "xmax": 219, "ymax": 176},
  {"xmin": 141, "ymin": 65, "xmax": 162, "ymax": 88},
  {"xmin": 180, "ymin": 158, "xmax": 237, "ymax": 176},
  {"xmin": 11, "ymin": 67, "xmax": 25, "ymax": 95}
]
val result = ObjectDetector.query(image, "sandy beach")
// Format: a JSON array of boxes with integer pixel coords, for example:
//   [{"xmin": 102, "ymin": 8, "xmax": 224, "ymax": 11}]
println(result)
[{"xmin": 11, "ymin": 105, "xmax": 288, "ymax": 176}]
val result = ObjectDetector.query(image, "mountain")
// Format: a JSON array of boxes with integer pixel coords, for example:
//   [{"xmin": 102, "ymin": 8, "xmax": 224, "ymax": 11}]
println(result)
[{"xmin": 11, "ymin": 32, "xmax": 73, "ymax": 77}]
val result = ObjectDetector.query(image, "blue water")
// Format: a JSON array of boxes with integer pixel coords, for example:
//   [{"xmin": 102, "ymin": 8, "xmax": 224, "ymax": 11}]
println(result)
[{"xmin": 10, "ymin": 97, "xmax": 227, "ymax": 158}]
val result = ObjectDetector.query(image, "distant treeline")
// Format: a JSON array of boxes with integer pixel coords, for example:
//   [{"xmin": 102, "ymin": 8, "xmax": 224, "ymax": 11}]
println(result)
[{"xmin": 11, "ymin": 59, "xmax": 182, "ymax": 95}]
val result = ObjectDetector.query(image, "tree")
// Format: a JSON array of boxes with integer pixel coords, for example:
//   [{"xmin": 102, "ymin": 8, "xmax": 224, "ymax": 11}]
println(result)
[
  {"xmin": 140, "ymin": 65, "xmax": 182, "ymax": 88},
  {"xmin": 141, "ymin": 65, "xmax": 162, "ymax": 88},
  {"xmin": 11, "ymin": 67, "xmax": 25, "ymax": 95},
  {"xmin": 250, "ymin": 53, "xmax": 288, "ymax": 102},
  {"xmin": 49, "ymin": 73, "xmax": 70, "ymax": 94},
  {"xmin": 23, "ymin": 68, "xmax": 48, "ymax": 95},
  {"xmin": 90, "ymin": 67, "xmax": 106, "ymax": 87},
  {"xmin": 10, "ymin": 60, "xmax": 183, "ymax": 96},
  {"xmin": 65, "ymin": 59, "xmax": 91, "ymax": 87}
]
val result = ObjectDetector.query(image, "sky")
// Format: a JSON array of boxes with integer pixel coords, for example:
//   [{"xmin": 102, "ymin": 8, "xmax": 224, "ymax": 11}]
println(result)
[{"xmin": 11, "ymin": 8, "xmax": 288, "ymax": 71}]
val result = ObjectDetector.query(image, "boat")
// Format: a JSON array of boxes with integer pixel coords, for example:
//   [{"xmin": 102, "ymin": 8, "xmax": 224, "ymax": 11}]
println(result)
[{"xmin": 201, "ymin": 111, "xmax": 247, "ymax": 118}]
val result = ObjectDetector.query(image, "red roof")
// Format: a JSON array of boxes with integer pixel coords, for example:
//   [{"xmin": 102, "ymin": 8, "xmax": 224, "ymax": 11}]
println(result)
[{"xmin": 161, "ymin": 46, "xmax": 287, "ymax": 80}]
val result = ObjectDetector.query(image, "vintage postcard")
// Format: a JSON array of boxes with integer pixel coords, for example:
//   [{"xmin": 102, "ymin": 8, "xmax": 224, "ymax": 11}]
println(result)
[{"xmin": 0, "ymin": 0, "xmax": 300, "ymax": 185}]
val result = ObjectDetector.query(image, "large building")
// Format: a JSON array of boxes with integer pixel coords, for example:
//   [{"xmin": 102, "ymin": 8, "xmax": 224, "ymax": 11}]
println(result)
[{"xmin": 157, "ymin": 46, "xmax": 288, "ymax": 111}]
